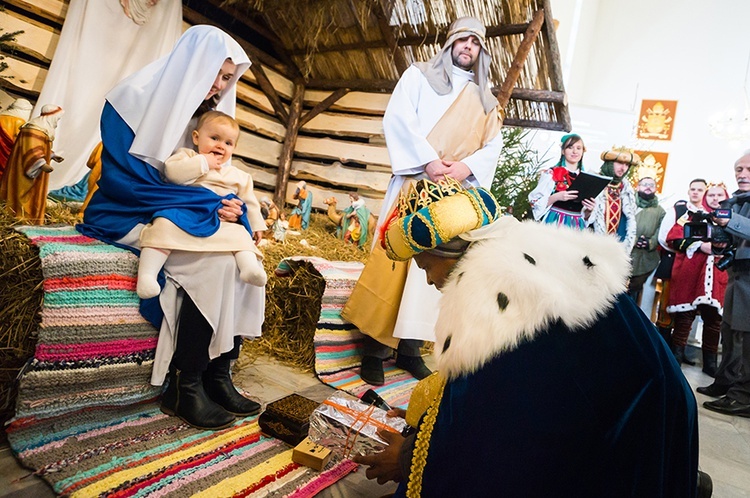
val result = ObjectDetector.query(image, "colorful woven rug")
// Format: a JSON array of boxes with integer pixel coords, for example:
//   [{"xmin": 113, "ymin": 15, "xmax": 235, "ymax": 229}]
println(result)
[
  {"xmin": 276, "ymin": 257, "xmax": 421, "ymax": 409},
  {"xmin": 12, "ymin": 225, "xmax": 160, "ymax": 421},
  {"xmin": 6, "ymin": 401, "xmax": 357, "ymax": 497},
  {"xmin": 7, "ymin": 228, "xmax": 357, "ymax": 497}
]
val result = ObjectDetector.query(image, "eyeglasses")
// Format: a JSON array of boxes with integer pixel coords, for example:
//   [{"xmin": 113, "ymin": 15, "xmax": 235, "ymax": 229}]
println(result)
[{"xmin": 640, "ymin": 182, "xmax": 656, "ymax": 188}]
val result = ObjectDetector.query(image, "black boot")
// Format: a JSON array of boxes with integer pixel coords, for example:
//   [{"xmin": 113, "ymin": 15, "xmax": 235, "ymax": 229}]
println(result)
[
  {"xmin": 161, "ymin": 367, "xmax": 236, "ymax": 430},
  {"xmin": 702, "ymin": 351, "xmax": 718, "ymax": 377},
  {"xmin": 360, "ymin": 356, "xmax": 385, "ymax": 386},
  {"xmin": 396, "ymin": 354, "xmax": 432, "ymax": 380},
  {"xmin": 657, "ymin": 327, "xmax": 672, "ymax": 347},
  {"xmin": 203, "ymin": 356, "xmax": 261, "ymax": 416},
  {"xmin": 671, "ymin": 344, "xmax": 686, "ymax": 365}
]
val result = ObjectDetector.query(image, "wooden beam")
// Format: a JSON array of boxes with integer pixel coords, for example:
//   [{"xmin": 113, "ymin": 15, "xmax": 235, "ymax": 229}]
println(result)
[
  {"xmin": 505, "ymin": 88, "xmax": 566, "ymax": 104},
  {"xmin": 291, "ymin": 159, "xmax": 390, "ymax": 193},
  {"xmin": 304, "ymin": 90, "xmax": 390, "ymax": 115},
  {"xmin": 288, "ymin": 23, "xmax": 531, "ymax": 56},
  {"xmin": 248, "ymin": 58, "xmax": 289, "ymax": 125},
  {"xmin": 182, "ymin": 6, "xmax": 296, "ymax": 81},
  {"xmin": 299, "ymin": 88, "xmax": 350, "ymax": 128},
  {"xmin": 540, "ymin": 0, "xmax": 572, "ymax": 131},
  {"xmin": 275, "ymin": 80, "xmax": 305, "ymax": 207},
  {"xmin": 495, "ymin": 10, "xmax": 546, "ymax": 109},
  {"xmin": 307, "ymin": 78, "xmax": 395, "ymax": 92},
  {"xmin": 0, "ymin": 11, "xmax": 59, "ymax": 64},
  {"xmin": 2, "ymin": 0, "xmax": 67, "ymax": 26},
  {"xmin": 372, "ymin": 1, "xmax": 409, "ymax": 74},
  {"xmin": 301, "ymin": 112, "xmax": 384, "ymax": 140},
  {"xmin": 306, "ymin": 79, "xmax": 566, "ymax": 106},
  {"xmin": 503, "ymin": 118, "xmax": 567, "ymax": 131},
  {"xmin": 0, "ymin": 55, "xmax": 47, "ymax": 96}
]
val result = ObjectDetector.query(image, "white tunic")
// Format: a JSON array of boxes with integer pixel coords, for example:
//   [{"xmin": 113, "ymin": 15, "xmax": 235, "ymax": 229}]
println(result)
[{"xmin": 380, "ymin": 65, "xmax": 503, "ymax": 342}]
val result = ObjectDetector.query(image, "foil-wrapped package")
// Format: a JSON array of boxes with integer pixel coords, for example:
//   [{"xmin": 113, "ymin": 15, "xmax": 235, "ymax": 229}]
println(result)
[{"xmin": 308, "ymin": 392, "xmax": 407, "ymax": 458}]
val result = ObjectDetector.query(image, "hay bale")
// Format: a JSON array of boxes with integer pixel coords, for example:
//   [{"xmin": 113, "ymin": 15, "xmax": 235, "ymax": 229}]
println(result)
[
  {"xmin": 0, "ymin": 202, "xmax": 81, "ymax": 439},
  {"xmin": 240, "ymin": 213, "xmax": 367, "ymax": 371}
]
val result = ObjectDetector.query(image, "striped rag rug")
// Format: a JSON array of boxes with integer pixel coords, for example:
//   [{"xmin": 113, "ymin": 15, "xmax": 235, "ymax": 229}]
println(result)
[
  {"xmin": 11, "ymin": 225, "xmax": 161, "ymax": 422},
  {"xmin": 7, "ymin": 402, "xmax": 357, "ymax": 497},
  {"xmin": 276, "ymin": 257, "xmax": 420, "ymax": 409},
  {"xmin": 7, "ymin": 227, "xmax": 357, "ymax": 497}
]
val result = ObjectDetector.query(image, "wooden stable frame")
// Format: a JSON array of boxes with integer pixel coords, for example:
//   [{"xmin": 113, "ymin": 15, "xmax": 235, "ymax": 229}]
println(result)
[{"xmin": 1, "ymin": 0, "xmax": 570, "ymax": 214}]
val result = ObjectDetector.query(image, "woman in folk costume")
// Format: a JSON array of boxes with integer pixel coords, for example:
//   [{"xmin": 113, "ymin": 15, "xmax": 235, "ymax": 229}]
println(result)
[
  {"xmin": 342, "ymin": 16, "xmax": 503, "ymax": 384},
  {"xmin": 0, "ymin": 105, "xmax": 64, "ymax": 225},
  {"xmin": 0, "ymin": 98, "xmax": 33, "ymax": 178},
  {"xmin": 528, "ymin": 133, "xmax": 596, "ymax": 228},
  {"xmin": 78, "ymin": 26, "xmax": 264, "ymax": 430},
  {"xmin": 355, "ymin": 178, "xmax": 700, "ymax": 497},
  {"xmin": 666, "ymin": 183, "xmax": 730, "ymax": 375},
  {"xmin": 588, "ymin": 147, "xmax": 639, "ymax": 251}
]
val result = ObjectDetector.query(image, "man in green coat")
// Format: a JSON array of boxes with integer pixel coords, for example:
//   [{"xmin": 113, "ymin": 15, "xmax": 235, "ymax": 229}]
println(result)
[{"xmin": 628, "ymin": 176, "xmax": 666, "ymax": 304}]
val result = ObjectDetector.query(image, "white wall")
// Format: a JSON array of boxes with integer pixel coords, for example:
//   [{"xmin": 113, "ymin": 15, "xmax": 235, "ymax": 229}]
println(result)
[{"xmin": 533, "ymin": 0, "xmax": 750, "ymax": 202}]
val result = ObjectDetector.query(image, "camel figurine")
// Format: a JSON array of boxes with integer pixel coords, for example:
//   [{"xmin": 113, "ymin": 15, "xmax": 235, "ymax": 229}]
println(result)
[{"xmin": 323, "ymin": 193, "xmax": 377, "ymax": 248}]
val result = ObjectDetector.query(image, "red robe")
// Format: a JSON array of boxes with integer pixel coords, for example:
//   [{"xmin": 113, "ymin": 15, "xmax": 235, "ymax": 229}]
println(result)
[
  {"xmin": 666, "ymin": 221, "xmax": 728, "ymax": 312},
  {"xmin": 0, "ymin": 115, "xmax": 26, "ymax": 179}
]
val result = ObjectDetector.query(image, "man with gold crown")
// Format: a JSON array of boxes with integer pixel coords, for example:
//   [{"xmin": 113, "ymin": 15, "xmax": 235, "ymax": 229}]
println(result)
[
  {"xmin": 588, "ymin": 146, "xmax": 639, "ymax": 251},
  {"xmin": 342, "ymin": 16, "xmax": 504, "ymax": 385},
  {"xmin": 355, "ymin": 178, "xmax": 703, "ymax": 497}
]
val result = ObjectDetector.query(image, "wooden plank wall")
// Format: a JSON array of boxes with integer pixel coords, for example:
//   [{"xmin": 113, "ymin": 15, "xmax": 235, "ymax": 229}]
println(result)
[{"xmin": 1, "ymin": 0, "xmax": 391, "ymax": 216}]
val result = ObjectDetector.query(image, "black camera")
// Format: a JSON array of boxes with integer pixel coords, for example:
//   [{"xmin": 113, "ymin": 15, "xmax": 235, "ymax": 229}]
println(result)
[
  {"xmin": 683, "ymin": 209, "xmax": 731, "ymax": 241},
  {"xmin": 683, "ymin": 209, "xmax": 735, "ymax": 270}
]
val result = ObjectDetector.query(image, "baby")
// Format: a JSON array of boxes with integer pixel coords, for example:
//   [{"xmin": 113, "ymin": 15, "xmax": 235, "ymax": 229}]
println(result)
[{"xmin": 136, "ymin": 111, "xmax": 267, "ymax": 298}]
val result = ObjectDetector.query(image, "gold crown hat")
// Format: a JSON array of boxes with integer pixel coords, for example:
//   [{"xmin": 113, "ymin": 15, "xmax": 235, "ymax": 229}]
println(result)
[
  {"xmin": 382, "ymin": 177, "xmax": 502, "ymax": 261},
  {"xmin": 600, "ymin": 146, "xmax": 642, "ymax": 166}
]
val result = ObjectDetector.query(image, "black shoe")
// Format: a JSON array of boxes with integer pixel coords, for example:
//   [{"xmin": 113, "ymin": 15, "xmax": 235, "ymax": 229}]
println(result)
[
  {"xmin": 696, "ymin": 470, "xmax": 713, "ymax": 498},
  {"xmin": 703, "ymin": 396, "xmax": 750, "ymax": 417},
  {"xmin": 702, "ymin": 351, "xmax": 718, "ymax": 377},
  {"xmin": 396, "ymin": 355, "xmax": 432, "ymax": 380},
  {"xmin": 360, "ymin": 356, "xmax": 385, "ymax": 385},
  {"xmin": 204, "ymin": 356, "xmax": 261, "ymax": 417},
  {"xmin": 696, "ymin": 383, "xmax": 730, "ymax": 398},
  {"xmin": 161, "ymin": 367, "xmax": 236, "ymax": 430}
]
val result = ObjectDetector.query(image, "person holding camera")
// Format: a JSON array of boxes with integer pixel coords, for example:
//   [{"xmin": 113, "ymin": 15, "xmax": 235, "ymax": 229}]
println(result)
[
  {"xmin": 664, "ymin": 184, "xmax": 730, "ymax": 374},
  {"xmin": 699, "ymin": 151, "xmax": 750, "ymax": 416}
]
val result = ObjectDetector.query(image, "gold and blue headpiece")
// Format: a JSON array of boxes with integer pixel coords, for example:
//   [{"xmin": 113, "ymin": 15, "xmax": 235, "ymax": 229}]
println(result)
[{"xmin": 383, "ymin": 177, "xmax": 502, "ymax": 261}]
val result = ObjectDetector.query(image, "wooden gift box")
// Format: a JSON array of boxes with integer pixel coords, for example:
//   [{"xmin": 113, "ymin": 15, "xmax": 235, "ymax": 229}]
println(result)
[{"xmin": 258, "ymin": 394, "xmax": 320, "ymax": 446}]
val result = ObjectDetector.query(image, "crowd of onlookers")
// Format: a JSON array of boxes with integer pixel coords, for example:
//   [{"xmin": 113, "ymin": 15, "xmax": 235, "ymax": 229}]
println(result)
[{"xmin": 529, "ymin": 135, "xmax": 750, "ymax": 418}]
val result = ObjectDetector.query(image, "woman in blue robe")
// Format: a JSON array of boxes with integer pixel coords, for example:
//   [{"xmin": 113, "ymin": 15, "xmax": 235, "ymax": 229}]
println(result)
[{"xmin": 78, "ymin": 26, "xmax": 264, "ymax": 430}]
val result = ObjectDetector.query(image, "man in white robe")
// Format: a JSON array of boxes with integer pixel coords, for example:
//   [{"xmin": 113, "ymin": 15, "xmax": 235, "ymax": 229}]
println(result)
[{"xmin": 342, "ymin": 16, "xmax": 504, "ymax": 385}]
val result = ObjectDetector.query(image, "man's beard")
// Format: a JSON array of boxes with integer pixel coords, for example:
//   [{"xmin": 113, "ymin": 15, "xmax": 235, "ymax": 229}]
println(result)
[
  {"xmin": 638, "ymin": 191, "xmax": 656, "ymax": 201},
  {"xmin": 452, "ymin": 53, "xmax": 475, "ymax": 71}
]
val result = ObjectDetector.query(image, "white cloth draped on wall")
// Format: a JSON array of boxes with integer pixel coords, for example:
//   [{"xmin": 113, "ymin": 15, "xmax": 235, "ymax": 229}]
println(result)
[{"xmin": 35, "ymin": 0, "xmax": 183, "ymax": 190}]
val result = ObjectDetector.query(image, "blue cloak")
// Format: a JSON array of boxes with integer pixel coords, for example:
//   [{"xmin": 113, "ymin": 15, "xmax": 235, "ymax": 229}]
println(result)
[{"xmin": 400, "ymin": 295, "xmax": 698, "ymax": 497}]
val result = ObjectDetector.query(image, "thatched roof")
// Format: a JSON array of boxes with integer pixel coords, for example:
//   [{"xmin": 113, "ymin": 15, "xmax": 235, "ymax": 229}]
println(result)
[{"xmin": 184, "ymin": 0, "xmax": 571, "ymax": 131}]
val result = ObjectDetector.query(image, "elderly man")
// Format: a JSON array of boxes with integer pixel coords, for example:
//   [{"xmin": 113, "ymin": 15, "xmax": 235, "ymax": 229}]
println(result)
[
  {"xmin": 699, "ymin": 151, "xmax": 750, "ymax": 416},
  {"xmin": 354, "ymin": 178, "xmax": 701, "ymax": 496},
  {"xmin": 628, "ymin": 175, "xmax": 666, "ymax": 304},
  {"xmin": 342, "ymin": 16, "xmax": 503, "ymax": 385}
]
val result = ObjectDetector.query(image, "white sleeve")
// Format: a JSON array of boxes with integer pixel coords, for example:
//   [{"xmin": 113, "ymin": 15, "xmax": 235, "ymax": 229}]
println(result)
[
  {"xmin": 163, "ymin": 148, "xmax": 207, "ymax": 185},
  {"xmin": 528, "ymin": 170, "xmax": 555, "ymax": 221},
  {"xmin": 382, "ymin": 67, "xmax": 440, "ymax": 175},
  {"xmin": 658, "ymin": 206, "xmax": 676, "ymax": 251}
]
